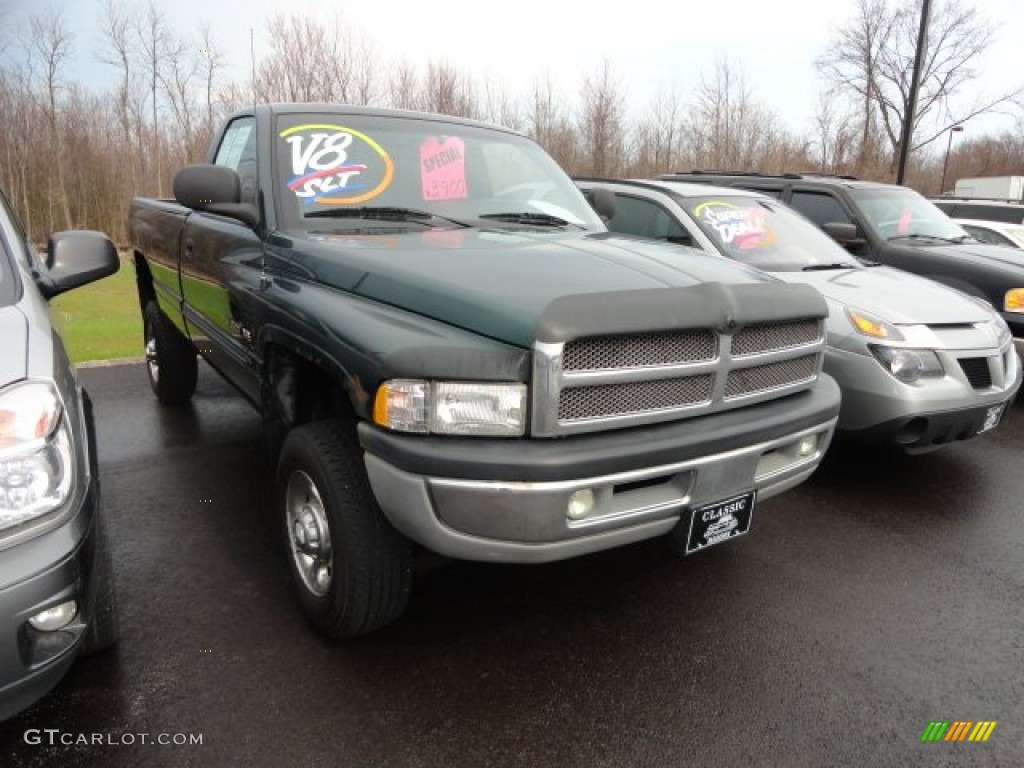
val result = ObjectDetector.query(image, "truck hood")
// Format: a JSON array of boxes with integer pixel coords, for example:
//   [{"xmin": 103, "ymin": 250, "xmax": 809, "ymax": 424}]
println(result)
[
  {"xmin": 775, "ymin": 266, "xmax": 992, "ymax": 325},
  {"xmin": 0, "ymin": 306, "xmax": 28, "ymax": 386},
  {"xmin": 282, "ymin": 229, "xmax": 778, "ymax": 347}
]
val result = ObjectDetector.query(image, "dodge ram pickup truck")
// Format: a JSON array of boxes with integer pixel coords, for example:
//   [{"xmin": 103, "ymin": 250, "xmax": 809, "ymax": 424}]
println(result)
[{"xmin": 128, "ymin": 104, "xmax": 841, "ymax": 639}]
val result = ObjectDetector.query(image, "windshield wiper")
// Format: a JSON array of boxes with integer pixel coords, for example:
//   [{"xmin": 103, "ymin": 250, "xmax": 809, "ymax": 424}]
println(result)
[
  {"xmin": 802, "ymin": 263, "xmax": 854, "ymax": 271},
  {"xmin": 886, "ymin": 233, "xmax": 970, "ymax": 244},
  {"xmin": 304, "ymin": 207, "xmax": 469, "ymax": 228},
  {"xmin": 478, "ymin": 211, "xmax": 575, "ymax": 228}
]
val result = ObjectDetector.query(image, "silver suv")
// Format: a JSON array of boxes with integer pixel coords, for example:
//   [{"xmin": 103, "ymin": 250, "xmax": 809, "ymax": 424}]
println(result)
[{"xmin": 578, "ymin": 178, "xmax": 1022, "ymax": 452}]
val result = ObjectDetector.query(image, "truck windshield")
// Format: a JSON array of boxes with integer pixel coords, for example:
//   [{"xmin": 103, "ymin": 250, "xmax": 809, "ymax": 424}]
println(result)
[
  {"xmin": 849, "ymin": 187, "xmax": 972, "ymax": 242},
  {"xmin": 680, "ymin": 195, "xmax": 862, "ymax": 272},
  {"xmin": 274, "ymin": 113, "xmax": 604, "ymax": 232}
]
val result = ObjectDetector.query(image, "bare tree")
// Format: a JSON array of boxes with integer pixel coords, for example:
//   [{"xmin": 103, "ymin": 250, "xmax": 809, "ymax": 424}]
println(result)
[
  {"xmin": 688, "ymin": 57, "xmax": 786, "ymax": 171},
  {"xmin": 818, "ymin": 0, "xmax": 1024, "ymax": 173},
  {"xmin": 628, "ymin": 85, "xmax": 683, "ymax": 176},
  {"xmin": 28, "ymin": 8, "xmax": 73, "ymax": 230},
  {"xmin": 420, "ymin": 59, "xmax": 479, "ymax": 118},
  {"xmin": 577, "ymin": 60, "xmax": 627, "ymax": 176},
  {"xmin": 254, "ymin": 12, "xmax": 374, "ymax": 104},
  {"xmin": 134, "ymin": 0, "xmax": 171, "ymax": 195}
]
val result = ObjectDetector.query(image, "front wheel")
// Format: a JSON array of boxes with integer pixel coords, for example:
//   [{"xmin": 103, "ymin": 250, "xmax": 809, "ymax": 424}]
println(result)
[
  {"xmin": 277, "ymin": 420, "xmax": 412, "ymax": 639},
  {"xmin": 143, "ymin": 301, "xmax": 197, "ymax": 404}
]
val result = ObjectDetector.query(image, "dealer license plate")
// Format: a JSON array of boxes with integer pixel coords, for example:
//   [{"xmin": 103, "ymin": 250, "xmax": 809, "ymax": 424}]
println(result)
[
  {"xmin": 978, "ymin": 404, "xmax": 1005, "ymax": 434},
  {"xmin": 685, "ymin": 491, "xmax": 756, "ymax": 555}
]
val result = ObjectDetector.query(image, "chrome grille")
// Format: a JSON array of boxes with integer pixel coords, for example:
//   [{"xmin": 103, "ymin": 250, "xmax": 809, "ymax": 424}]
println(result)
[
  {"xmin": 732, "ymin": 320, "xmax": 821, "ymax": 357},
  {"xmin": 562, "ymin": 330, "xmax": 717, "ymax": 371},
  {"xmin": 533, "ymin": 315, "xmax": 825, "ymax": 436},
  {"xmin": 958, "ymin": 357, "xmax": 993, "ymax": 389},
  {"xmin": 558, "ymin": 376, "xmax": 714, "ymax": 421},
  {"xmin": 724, "ymin": 355, "xmax": 818, "ymax": 399}
]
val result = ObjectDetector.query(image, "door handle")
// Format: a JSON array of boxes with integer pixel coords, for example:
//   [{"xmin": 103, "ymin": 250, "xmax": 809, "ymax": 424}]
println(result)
[{"xmin": 184, "ymin": 239, "xmax": 195, "ymax": 259}]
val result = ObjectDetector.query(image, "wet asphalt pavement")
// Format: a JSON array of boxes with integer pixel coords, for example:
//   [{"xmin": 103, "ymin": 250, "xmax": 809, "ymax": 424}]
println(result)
[{"xmin": 2, "ymin": 362, "xmax": 1023, "ymax": 767}]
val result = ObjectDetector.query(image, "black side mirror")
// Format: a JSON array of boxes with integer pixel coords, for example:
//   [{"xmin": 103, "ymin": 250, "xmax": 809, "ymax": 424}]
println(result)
[
  {"xmin": 582, "ymin": 186, "xmax": 617, "ymax": 222},
  {"xmin": 173, "ymin": 164, "xmax": 260, "ymax": 229},
  {"xmin": 41, "ymin": 231, "xmax": 120, "ymax": 298},
  {"xmin": 822, "ymin": 221, "xmax": 866, "ymax": 249}
]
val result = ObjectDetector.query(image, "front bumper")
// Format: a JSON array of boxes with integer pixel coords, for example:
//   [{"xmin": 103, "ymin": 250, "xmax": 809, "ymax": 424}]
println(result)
[
  {"xmin": 827, "ymin": 344, "xmax": 1021, "ymax": 441},
  {"xmin": 0, "ymin": 478, "xmax": 97, "ymax": 722},
  {"xmin": 359, "ymin": 377, "xmax": 840, "ymax": 563}
]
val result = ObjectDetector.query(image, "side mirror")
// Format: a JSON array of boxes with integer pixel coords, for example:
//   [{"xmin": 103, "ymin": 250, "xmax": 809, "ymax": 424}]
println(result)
[
  {"xmin": 173, "ymin": 164, "xmax": 260, "ymax": 229},
  {"xmin": 582, "ymin": 186, "xmax": 617, "ymax": 222},
  {"xmin": 41, "ymin": 231, "xmax": 119, "ymax": 298},
  {"xmin": 822, "ymin": 221, "xmax": 866, "ymax": 249}
]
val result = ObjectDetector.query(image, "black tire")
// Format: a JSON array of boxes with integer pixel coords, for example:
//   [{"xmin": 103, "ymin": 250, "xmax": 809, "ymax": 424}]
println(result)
[
  {"xmin": 143, "ymin": 301, "xmax": 197, "ymax": 404},
  {"xmin": 277, "ymin": 420, "xmax": 412, "ymax": 639},
  {"xmin": 82, "ymin": 510, "xmax": 119, "ymax": 654}
]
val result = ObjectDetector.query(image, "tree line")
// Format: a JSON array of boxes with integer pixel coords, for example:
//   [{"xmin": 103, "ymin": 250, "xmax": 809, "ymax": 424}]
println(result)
[{"xmin": 0, "ymin": 0, "xmax": 1021, "ymax": 244}]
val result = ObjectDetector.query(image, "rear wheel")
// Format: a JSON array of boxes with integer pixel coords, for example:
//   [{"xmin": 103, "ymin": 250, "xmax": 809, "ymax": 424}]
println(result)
[
  {"xmin": 277, "ymin": 420, "xmax": 412, "ymax": 639},
  {"xmin": 143, "ymin": 301, "xmax": 197, "ymax": 404}
]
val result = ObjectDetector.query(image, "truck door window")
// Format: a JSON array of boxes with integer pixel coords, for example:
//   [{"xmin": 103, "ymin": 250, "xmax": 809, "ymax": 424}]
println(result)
[
  {"xmin": 214, "ymin": 117, "xmax": 258, "ymax": 205},
  {"xmin": 607, "ymin": 194, "xmax": 693, "ymax": 246},
  {"xmin": 789, "ymin": 191, "xmax": 852, "ymax": 228}
]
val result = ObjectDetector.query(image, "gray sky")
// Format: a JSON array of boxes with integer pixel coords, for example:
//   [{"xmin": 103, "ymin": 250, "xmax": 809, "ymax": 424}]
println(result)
[{"xmin": 4, "ymin": 0, "xmax": 1022, "ymax": 141}]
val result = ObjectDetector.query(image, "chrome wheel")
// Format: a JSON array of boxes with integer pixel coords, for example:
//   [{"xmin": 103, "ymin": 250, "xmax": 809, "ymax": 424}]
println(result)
[{"xmin": 285, "ymin": 470, "xmax": 333, "ymax": 597}]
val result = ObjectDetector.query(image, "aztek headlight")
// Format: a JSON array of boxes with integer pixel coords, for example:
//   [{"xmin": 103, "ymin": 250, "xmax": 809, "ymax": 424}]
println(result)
[
  {"xmin": 0, "ymin": 381, "xmax": 74, "ymax": 531},
  {"xmin": 846, "ymin": 307, "xmax": 903, "ymax": 340},
  {"xmin": 373, "ymin": 380, "xmax": 526, "ymax": 436},
  {"xmin": 869, "ymin": 346, "xmax": 944, "ymax": 383},
  {"xmin": 1004, "ymin": 289, "xmax": 1024, "ymax": 313}
]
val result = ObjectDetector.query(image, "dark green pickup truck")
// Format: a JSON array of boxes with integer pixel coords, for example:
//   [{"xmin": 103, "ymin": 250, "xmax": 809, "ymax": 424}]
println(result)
[{"xmin": 128, "ymin": 104, "xmax": 840, "ymax": 638}]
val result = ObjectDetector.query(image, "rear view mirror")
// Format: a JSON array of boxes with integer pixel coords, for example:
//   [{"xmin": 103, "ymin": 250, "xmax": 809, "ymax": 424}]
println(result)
[
  {"xmin": 41, "ymin": 231, "xmax": 119, "ymax": 298},
  {"xmin": 173, "ymin": 165, "xmax": 260, "ymax": 229}
]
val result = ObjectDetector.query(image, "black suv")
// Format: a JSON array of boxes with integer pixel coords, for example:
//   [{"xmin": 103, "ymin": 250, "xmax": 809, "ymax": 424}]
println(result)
[
  {"xmin": 660, "ymin": 172, "xmax": 1024, "ymax": 342},
  {"xmin": 0, "ymin": 188, "xmax": 120, "ymax": 719}
]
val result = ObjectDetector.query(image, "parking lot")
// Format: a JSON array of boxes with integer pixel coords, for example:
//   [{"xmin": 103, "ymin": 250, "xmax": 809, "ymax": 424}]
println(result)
[{"xmin": 2, "ymin": 361, "xmax": 1022, "ymax": 767}]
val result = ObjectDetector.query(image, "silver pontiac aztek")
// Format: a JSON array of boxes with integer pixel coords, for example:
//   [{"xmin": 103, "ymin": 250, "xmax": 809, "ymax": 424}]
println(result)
[
  {"xmin": 578, "ymin": 178, "xmax": 1022, "ymax": 452},
  {"xmin": 0, "ymin": 188, "xmax": 119, "ymax": 720}
]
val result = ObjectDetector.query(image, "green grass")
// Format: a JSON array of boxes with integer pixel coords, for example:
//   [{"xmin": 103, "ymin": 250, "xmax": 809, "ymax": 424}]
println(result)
[{"xmin": 52, "ymin": 261, "xmax": 143, "ymax": 364}]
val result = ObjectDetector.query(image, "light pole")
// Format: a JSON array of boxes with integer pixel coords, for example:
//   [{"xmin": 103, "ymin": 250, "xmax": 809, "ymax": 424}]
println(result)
[{"xmin": 939, "ymin": 125, "xmax": 964, "ymax": 195}]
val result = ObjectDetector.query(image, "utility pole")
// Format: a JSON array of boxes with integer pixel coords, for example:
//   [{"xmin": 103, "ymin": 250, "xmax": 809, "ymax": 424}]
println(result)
[{"xmin": 896, "ymin": 0, "xmax": 932, "ymax": 184}]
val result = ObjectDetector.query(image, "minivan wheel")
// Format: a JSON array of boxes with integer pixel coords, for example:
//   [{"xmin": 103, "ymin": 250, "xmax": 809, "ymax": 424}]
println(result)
[
  {"xmin": 277, "ymin": 420, "xmax": 412, "ymax": 639},
  {"xmin": 143, "ymin": 301, "xmax": 197, "ymax": 404},
  {"xmin": 82, "ymin": 510, "xmax": 119, "ymax": 654}
]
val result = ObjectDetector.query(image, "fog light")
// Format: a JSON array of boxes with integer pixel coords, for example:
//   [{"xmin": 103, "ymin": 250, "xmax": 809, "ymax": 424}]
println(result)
[
  {"xmin": 798, "ymin": 435, "xmax": 818, "ymax": 457},
  {"xmin": 29, "ymin": 600, "xmax": 77, "ymax": 631},
  {"xmin": 567, "ymin": 489, "xmax": 596, "ymax": 520}
]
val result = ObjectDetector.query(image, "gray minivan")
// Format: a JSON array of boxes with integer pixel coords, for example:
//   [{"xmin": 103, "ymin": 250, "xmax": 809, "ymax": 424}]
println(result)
[{"xmin": 0, "ymin": 188, "xmax": 119, "ymax": 720}]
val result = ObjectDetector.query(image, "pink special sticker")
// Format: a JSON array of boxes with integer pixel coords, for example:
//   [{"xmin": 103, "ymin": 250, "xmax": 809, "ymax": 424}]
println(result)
[{"xmin": 420, "ymin": 137, "xmax": 467, "ymax": 201}]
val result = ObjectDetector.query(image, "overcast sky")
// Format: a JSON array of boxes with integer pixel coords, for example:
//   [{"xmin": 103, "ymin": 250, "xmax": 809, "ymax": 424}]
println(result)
[{"xmin": 3, "ymin": 0, "xmax": 1022, "ymax": 141}]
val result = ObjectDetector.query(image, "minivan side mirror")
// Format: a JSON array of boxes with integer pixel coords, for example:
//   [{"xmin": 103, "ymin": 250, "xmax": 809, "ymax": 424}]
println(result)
[
  {"xmin": 173, "ymin": 164, "xmax": 260, "ymax": 229},
  {"xmin": 41, "ymin": 231, "xmax": 120, "ymax": 298}
]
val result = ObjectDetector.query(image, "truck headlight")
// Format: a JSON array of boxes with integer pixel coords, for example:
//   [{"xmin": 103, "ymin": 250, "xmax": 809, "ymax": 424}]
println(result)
[
  {"xmin": 374, "ymin": 380, "xmax": 527, "ymax": 436},
  {"xmin": 0, "ymin": 381, "xmax": 74, "ymax": 532},
  {"xmin": 846, "ymin": 308, "xmax": 904, "ymax": 340},
  {"xmin": 869, "ymin": 346, "xmax": 944, "ymax": 383}
]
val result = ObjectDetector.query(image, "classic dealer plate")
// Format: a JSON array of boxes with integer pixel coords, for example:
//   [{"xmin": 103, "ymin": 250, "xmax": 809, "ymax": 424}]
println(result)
[{"xmin": 685, "ymin": 491, "xmax": 756, "ymax": 554}]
